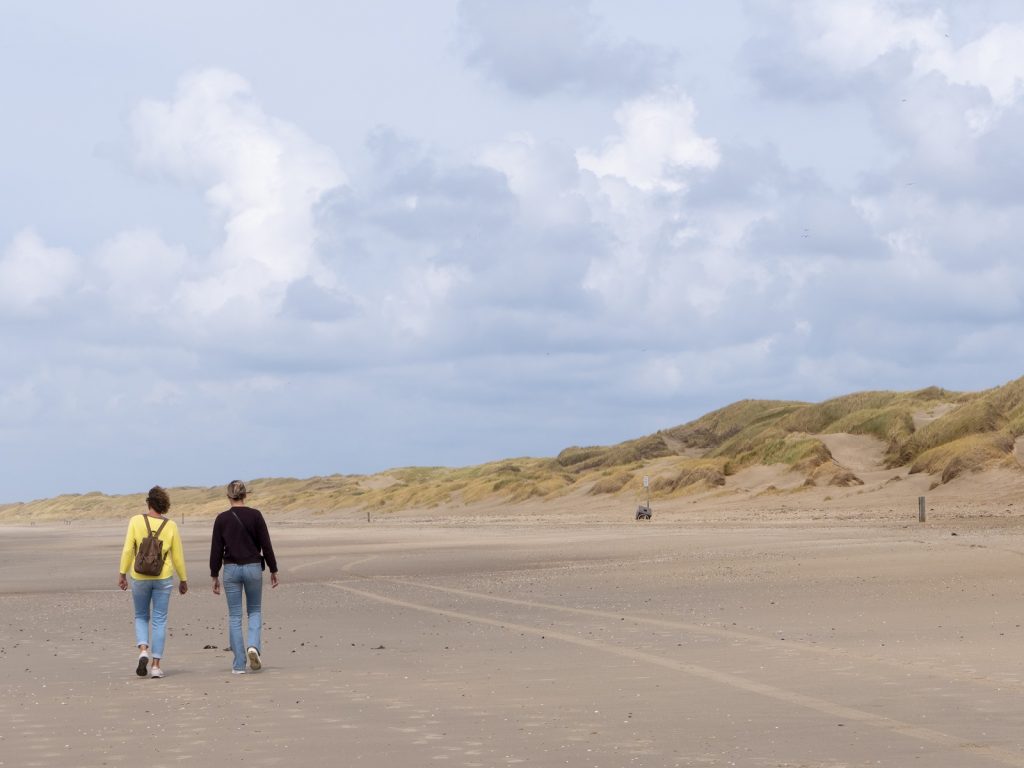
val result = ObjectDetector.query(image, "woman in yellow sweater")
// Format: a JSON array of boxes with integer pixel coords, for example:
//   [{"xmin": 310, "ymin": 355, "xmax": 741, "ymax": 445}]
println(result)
[{"xmin": 118, "ymin": 486, "xmax": 188, "ymax": 678}]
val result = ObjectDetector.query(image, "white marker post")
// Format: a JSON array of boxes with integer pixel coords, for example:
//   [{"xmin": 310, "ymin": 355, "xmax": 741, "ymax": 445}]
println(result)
[{"xmin": 643, "ymin": 475, "xmax": 650, "ymax": 511}]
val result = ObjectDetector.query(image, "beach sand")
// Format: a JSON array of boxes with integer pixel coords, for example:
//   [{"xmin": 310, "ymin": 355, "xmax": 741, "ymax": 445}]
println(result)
[{"xmin": 4, "ymin": 496, "xmax": 1024, "ymax": 768}]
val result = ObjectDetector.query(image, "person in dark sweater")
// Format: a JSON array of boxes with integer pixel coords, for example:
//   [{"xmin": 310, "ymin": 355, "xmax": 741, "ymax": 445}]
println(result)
[{"xmin": 210, "ymin": 480, "xmax": 279, "ymax": 674}]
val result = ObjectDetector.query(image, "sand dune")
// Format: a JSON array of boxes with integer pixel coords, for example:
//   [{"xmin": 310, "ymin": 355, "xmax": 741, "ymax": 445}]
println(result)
[{"xmin": 818, "ymin": 433, "xmax": 886, "ymax": 473}]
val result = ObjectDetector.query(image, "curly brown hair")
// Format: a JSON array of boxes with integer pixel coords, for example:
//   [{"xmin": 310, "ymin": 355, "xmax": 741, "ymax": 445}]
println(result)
[{"xmin": 146, "ymin": 486, "xmax": 171, "ymax": 515}]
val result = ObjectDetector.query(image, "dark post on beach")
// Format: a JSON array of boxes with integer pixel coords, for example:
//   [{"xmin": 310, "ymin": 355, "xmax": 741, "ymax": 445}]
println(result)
[{"xmin": 918, "ymin": 496, "xmax": 926, "ymax": 523}]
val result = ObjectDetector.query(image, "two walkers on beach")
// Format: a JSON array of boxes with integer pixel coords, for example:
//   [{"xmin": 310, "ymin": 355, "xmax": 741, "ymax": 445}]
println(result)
[{"xmin": 117, "ymin": 480, "xmax": 279, "ymax": 678}]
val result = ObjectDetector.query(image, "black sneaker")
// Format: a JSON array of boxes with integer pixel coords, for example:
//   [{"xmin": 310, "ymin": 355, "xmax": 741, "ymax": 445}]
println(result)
[{"xmin": 136, "ymin": 652, "xmax": 150, "ymax": 677}]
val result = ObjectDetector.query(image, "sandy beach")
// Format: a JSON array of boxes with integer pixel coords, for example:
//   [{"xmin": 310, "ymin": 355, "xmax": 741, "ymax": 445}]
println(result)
[{"xmin": 4, "ymin": 505, "xmax": 1024, "ymax": 768}]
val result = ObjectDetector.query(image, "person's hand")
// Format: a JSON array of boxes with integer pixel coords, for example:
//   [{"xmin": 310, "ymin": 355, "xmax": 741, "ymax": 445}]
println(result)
[
  {"xmin": 271, "ymin": 572, "xmax": 279, "ymax": 588},
  {"xmin": 118, "ymin": 573, "xmax": 128, "ymax": 591},
  {"xmin": 179, "ymin": 580, "xmax": 189, "ymax": 595},
  {"xmin": 212, "ymin": 577, "xmax": 220, "ymax": 595}
]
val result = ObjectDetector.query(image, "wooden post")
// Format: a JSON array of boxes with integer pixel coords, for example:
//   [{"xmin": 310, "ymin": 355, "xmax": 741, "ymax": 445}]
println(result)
[{"xmin": 918, "ymin": 496, "xmax": 926, "ymax": 523}]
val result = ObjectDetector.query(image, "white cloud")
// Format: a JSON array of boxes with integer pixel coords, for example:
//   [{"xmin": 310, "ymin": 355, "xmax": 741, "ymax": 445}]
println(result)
[
  {"xmin": 458, "ymin": 0, "xmax": 670, "ymax": 97},
  {"xmin": 796, "ymin": 2, "xmax": 1024, "ymax": 115},
  {"xmin": 577, "ymin": 91, "xmax": 719, "ymax": 192},
  {"xmin": 569, "ymin": 90, "xmax": 746, "ymax": 325},
  {"xmin": 479, "ymin": 133, "xmax": 591, "ymax": 227},
  {"xmin": 94, "ymin": 229, "xmax": 187, "ymax": 316},
  {"xmin": 918, "ymin": 21, "xmax": 1024, "ymax": 136},
  {"xmin": 130, "ymin": 69, "xmax": 346, "ymax": 316},
  {"xmin": 630, "ymin": 336, "xmax": 779, "ymax": 397},
  {"xmin": 574, "ymin": 96, "xmax": 768, "ymax": 324},
  {"xmin": 382, "ymin": 262, "xmax": 469, "ymax": 337},
  {"xmin": 944, "ymin": 23, "xmax": 1024, "ymax": 107},
  {"xmin": 799, "ymin": 1, "xmax": 947, "ymax": 73},
  {"xmin": 0, "ymin": 229, "xmax": 79, "ymax": 315},
  {"xmin": 580, "ymin": 201, "xmax": 768, "ymax": 320}
]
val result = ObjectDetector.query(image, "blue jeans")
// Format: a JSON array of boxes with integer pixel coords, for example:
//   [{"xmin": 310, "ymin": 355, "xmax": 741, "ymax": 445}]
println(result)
[
  {"xmin": 223, "ymin": 563, "xmax": 263, "ymax": 671},
  {"xmin": 131, "ymin": 576, "xmax": 174, "ymax": 659}
]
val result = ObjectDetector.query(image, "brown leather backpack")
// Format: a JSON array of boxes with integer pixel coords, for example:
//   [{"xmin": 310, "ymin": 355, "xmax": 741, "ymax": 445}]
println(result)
[{"xmin": 134, "ymin": 516, "xmax": 169, "ymax": 576}]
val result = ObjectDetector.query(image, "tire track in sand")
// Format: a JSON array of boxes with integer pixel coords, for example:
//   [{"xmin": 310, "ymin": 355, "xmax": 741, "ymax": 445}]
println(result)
[
  {"xmin": 326, "ymin": 578, "xmax": 1024, "ymax": 768},
  {"xmin": 372, "ymin": 576, "xmax": 1024, "ymax": 695}
]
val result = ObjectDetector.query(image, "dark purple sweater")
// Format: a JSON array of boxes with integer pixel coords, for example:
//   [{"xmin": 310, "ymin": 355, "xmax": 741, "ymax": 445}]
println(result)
[{"xmin": 209, "ymin": 505, "xmax": 279, "ymax": 576}]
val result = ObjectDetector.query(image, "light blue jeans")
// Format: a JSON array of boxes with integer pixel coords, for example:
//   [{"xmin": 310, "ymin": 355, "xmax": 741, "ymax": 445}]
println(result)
[
  {"xmin": 131, "ymin": 576, "xmax": 174, "ymax": 659},
  {"xmin": 223, "ymin": 563, "xmax": 263, "ymax": 671}
]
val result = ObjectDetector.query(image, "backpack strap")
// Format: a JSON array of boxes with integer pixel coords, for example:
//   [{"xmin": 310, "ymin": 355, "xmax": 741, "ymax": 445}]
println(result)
[
  {"xmin": 231, "ymin": 510, "xmax": 260, "ymax": 553},
  {"xmin": 141, "ymin": 515, "xmax": 170, "ymax": 564},
  {"xmin": 143, "ymin": 515, "xmax": 169, "ymax": 536}
]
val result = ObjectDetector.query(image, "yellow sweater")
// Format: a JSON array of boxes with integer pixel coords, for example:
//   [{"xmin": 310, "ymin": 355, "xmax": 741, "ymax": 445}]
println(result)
[{"xmin": 119, "ymin": 514, "xmax": 188, "ymax": 581}]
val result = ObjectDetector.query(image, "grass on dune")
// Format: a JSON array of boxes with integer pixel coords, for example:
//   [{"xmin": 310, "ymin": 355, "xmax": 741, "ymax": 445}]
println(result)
[
  {"xmin": 661, "ymin": 400, "xmax": 806, "ymax": 451},
  {"xmin": 647, "ymin": 458, "xmax": 732, "ymax": 496},
  {"xmin": 5, "ymin": 378, "xmax": 1024, "ymax": 521},
  {"xmin": 556, "ymin": 434, "xmax": 675, "ymax": 471},
  {"xmin": 909, "ymin": 432, "xmax": 1016, "ymax": 485}
]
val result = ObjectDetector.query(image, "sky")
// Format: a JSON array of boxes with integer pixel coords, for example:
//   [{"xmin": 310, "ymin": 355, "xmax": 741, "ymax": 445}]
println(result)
[{"xmin": 3, "ymin": 0, "xmax": 1024, "ymax": 503}]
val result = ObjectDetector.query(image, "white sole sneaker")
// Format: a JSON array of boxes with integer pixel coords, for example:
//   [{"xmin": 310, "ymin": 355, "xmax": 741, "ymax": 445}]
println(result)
[
  {"xmin": 246, "ymin": 647, "xmax": 262, "ymax": 671},
  {"xmin": 150, "ymin": 667, "xmax": 165, "ymax": 679},
  {"xmin": 232, "ymin": 669, "xmax": 246, "ymax": 675}
]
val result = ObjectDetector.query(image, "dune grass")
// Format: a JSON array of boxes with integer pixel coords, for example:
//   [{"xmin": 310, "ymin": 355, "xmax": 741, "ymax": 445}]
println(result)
[
  {"xmin": 662, "ymin": 400, "xmax": 805, "ymax": 451},
  {"xmin": 4, "ymin": 377, "xmax": 1023, "ymax": 520},
  {"xmin": 909, "ymin": 432, "xmax": 1016, "ymax": 484},
  {"xmin": 557, "ymin": 434, "xmax": 674, "ymax": 471},
  {"xmin": 647, "ymin": 458, "xmax": 731, "ymax": 495}
]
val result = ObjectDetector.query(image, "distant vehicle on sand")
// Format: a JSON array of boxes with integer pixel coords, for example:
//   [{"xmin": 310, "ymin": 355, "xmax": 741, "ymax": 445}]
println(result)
[{"xmin": 635, "ymin": 503, "xmax": 652, "ymax": 520}]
